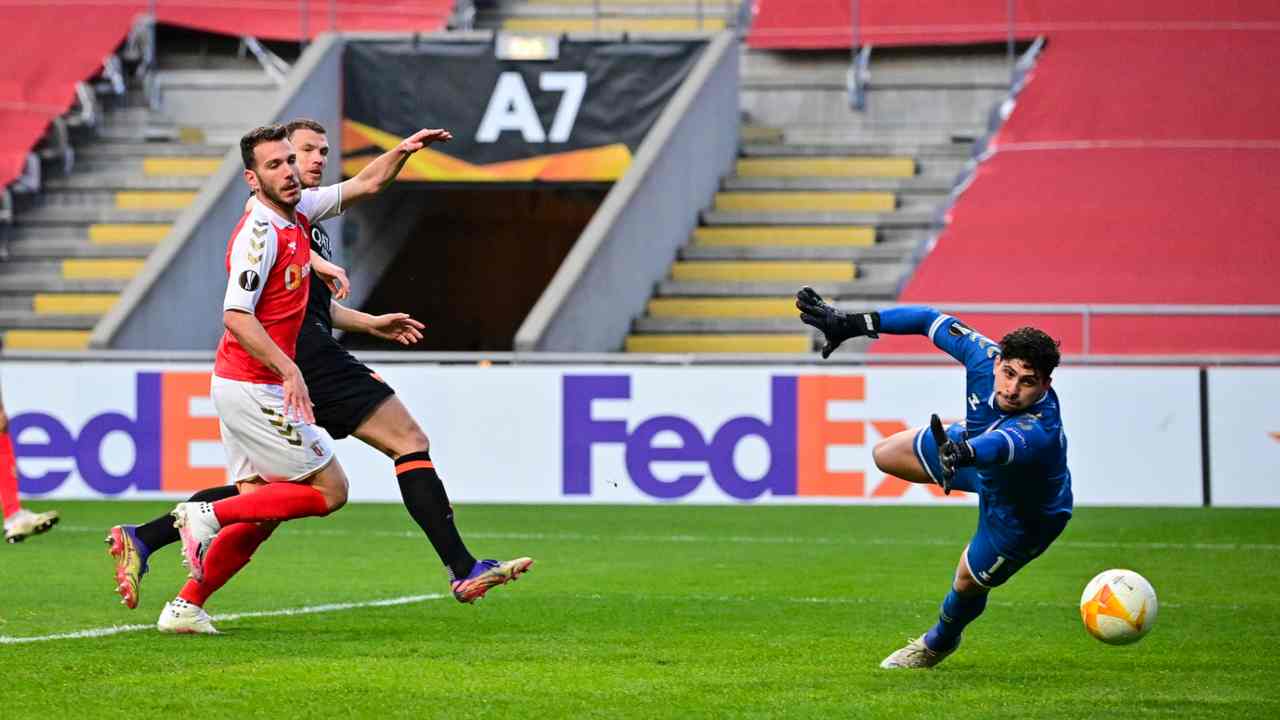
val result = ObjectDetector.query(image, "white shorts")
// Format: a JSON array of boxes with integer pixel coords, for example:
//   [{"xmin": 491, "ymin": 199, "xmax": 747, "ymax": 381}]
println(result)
[{"xmin": 211, "ymin": 374, "xmax": 335, "ymax": 484}]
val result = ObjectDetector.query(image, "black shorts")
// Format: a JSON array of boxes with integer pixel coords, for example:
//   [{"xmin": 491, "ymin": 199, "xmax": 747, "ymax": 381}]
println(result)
[{"xmin": 296, "ymin": 330, "xmax": 395, "ymax": 440}]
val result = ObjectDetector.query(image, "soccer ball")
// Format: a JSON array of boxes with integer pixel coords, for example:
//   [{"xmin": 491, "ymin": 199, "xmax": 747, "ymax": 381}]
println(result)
[{"xmin": 1079, "ymin": 569, "xmax": 1158, "ymax": 645}]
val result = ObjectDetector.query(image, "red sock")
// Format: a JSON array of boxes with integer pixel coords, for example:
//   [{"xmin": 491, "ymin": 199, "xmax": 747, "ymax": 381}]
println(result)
[
  {"xmin": 211, "ymin": 482, "xmax": 328, "ymax": 525},
  {"xmin": 178, "ymin": 522, "xmax": 276, "ymax": 607},
  {"xmin": 0, "ymin": 433, "xmax": 21, "ymax": 520}
]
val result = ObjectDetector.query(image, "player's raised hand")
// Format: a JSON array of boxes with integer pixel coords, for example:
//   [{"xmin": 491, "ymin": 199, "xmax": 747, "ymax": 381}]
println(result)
[
  {"xmin": 368, "ymin": 313, "xmax": 425, "ymax": 346},
  {"xmin": 282, "ymin": 366, "xmax": 316, "ymax": 425},
  {"xmin": 795, "ymin": 286, "xmax": 880, "ymax": 359},
  {"xmin": 398, "ymin": 128, "xmax": 452, "ymax": 154}
]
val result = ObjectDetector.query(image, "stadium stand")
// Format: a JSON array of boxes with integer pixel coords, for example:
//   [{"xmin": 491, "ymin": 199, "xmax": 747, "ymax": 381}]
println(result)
[
  {"xmin": 0, "ymin": 2, "xmax": 451, "ymax": 350},
  {"xmin": 621, "ymin": 39, "xmax": 1007, "ymax": 352},
  {"xmin": 739, "ymin": 0, "xmax": 1280, "ymax": 356}
]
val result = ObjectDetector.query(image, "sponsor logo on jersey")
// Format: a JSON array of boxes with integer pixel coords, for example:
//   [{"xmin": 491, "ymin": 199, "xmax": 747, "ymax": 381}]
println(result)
[
  {"xmin": 238, "ymin": 270, "xmax": 260, "ymax": 292},
  {"xmin": 285, "ymin": 264, "xmax": 303, "ymax": 290},
  {"xmin": 311, "ymin": 225, "xmax": 332, "ymax": 260}
]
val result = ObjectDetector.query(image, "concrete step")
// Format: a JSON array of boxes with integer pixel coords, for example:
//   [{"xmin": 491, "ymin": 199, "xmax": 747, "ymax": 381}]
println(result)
[
  {"xmin": 624, "ymin": 333, "xmax": 810, "ymax": 353},
  {"xmin": 693, "ymin": 226, "xmax": 876, "ymax": 247},
  {"xmin": 656, "ymin": 279, "xmax": 899, "ymax": 299},
  {"xmin": 701, "ymin": 209, "xmax": 937, "ymax": 228},
  {"xmin": 44, "ymin": 173, "xmax": 208, "ymax": 191},
  {"xmin": 92, "ymin": 125, "xmax": 188, "ymax": 143},
  {"xmin": 742, "ymin": 75, "xmax": 1009, "ymax": 92},
  {"xmin": 723, "ymin": 176, "xmax": 953, "ymax": 193},
  {"xmin": 1, "ymin": 329, "xmax": 92, "ymax": 350},
  {"xmin": 37, "ymin": 190, "xmax": 196, "ymax": 211},
  {"xmin": 679, "ymin": 244, "xmax": 911, "ymax": 262},
  {"xmin": 740, "ymin": 47, "xmax": 1012, "ymax": 84},
  {"xmin": 741, "ymin": 143, "xmax": 972, "ymax": 158},
  {"xmin": 737, "ymin": 156, "xmax": 916, "ymax": 178},
  {"xmin": 646, "ymin": 296, "xmax": 797, "ymax": 318},
  {"xmin": 76, "ymin": 143, "xmax": 229, "ymax": 159},
  {"xmin": 777, "ymin": 126, "xmax": 990, "ymax": 146},
  {"xmin": 0, "ymin": 311, "xmax": 100, "ymax": 330},
  {"xmin": 5, "ymin": 238, "xmax": 154, "ymax": 260},
  {"xmin": 16, "ymin": 206, "xmax": 182, "ymax": 224},
  {"xmin": 0, "ymin": 259, "xmax": 144, "ymax": 280},
  {"xmin": 741, "ymin": 86, "xmax": 1008, "ymax": 130},
  {"xmin": 634, "ymin": 317, "xmax": 814, "ymax": 333},
  {"xmin": 0, "ymin": 277, "xmax": 130, "ymax": 294},
  {"xmin": 713, "ymin": 191, "xmax": 896, "ymax": 213},
  {"xmin": 670, "ymin": 260, "xmax": 856, "ymax": 283},
  {"xmin": 12, "ymin": 223, "xmax": 170, "ymax": 244},
  {"xmin": 153, "ymin": 70, "xmax": 277, "ymax": 90}
]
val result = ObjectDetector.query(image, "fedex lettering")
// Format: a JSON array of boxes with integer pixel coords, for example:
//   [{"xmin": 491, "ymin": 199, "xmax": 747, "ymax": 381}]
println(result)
[
  {"xmin": 12, "ymin": 372, "xmax": 223, "ymax": 495},
  {"xmin": 562, "ymin": 374, "xmax": 959, "ymax": 501}
]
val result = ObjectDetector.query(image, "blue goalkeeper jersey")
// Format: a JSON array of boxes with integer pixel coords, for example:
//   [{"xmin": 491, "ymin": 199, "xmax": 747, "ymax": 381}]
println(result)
[{"xmin": 880, "ymin": 307, "xmax": 1074, "ymax": 554}]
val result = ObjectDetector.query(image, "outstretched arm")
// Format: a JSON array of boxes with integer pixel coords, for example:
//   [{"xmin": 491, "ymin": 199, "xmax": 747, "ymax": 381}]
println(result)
[
  {"xmin": 796, "ymin": 287, "xmax": 996, "ymax": 365},
  {"xmin": 936, "ymin": 415, "xmax": 1049, "ymax": 481},
  {"xmin": 330, "ymin": 302, "xmax": 425, "ymax": 346},
  {"xmin": 339, "ymin": 128, "xmax": 452, "ymax": 209}
]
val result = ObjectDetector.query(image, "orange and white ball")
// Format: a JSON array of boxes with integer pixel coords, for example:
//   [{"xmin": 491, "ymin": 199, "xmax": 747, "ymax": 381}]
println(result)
[{"xmin": 1080, "ymin": 569, "xmax": 1158, "ymax": 645}]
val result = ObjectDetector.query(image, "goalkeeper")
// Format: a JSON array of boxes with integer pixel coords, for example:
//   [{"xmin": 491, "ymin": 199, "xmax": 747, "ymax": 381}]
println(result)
[{"xmin": 796, "ymin": 287, "xmax": 1074, "ymax": 669}]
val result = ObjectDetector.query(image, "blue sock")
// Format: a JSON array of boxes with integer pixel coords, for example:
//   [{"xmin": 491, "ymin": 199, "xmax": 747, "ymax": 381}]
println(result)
[{"xmin": 924, "ymin": 589, "xmax": 988, "ymax": 652}]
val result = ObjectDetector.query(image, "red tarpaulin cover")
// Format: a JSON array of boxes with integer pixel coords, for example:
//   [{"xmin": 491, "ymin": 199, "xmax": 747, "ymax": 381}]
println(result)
[
  {"xmin": 875, "ymin": 29, "xmax": 1280, "ymax": 355},
  {"xmin": 0, "ymin": 1, "xmax": 451, "ymax": 189},
  {"xmin": 748, "ymin": 0, "xmax": 1280, "ymax": 50}
]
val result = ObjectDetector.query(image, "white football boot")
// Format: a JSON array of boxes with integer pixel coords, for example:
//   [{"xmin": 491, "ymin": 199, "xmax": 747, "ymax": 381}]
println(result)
[
  {"xmin": 157, "ymin": 600, "xmax": 220, "ymax": 635},
  {"xmin": 879, "ymin": 634, "xmax": 960, "ymax": 669},
  {"xmin": 170, "ymin": 502, "xmax": 221, "ymax": 581},
  {"xmin": 3, "ymin": 508, "xmax": 60, "ymax": 543}
]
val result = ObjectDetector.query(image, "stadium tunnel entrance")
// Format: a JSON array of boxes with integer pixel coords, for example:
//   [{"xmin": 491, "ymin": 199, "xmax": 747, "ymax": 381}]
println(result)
[{"xmin": 340, "ymin": 185, "xmax": 607, "ymax": 352}]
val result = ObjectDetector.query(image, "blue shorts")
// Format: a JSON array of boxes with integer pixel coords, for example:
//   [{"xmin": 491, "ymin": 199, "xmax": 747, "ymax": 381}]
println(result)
[
  {"xmin": 964, "ymin": 511, "xmax": 1069, "ymax": 588},
  {"xmin": 913, "ymin": 422, "xmax": 980, "ymax": 494},
  {"xmin": 914, "ymin": 424, "xmax": 1068, "ymax": 587}
]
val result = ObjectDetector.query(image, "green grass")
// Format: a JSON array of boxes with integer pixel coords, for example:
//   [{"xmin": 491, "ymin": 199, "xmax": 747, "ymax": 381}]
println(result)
[{"xmin": 2, "ymin": 502, "xmax": 1278, "ymax": 718}]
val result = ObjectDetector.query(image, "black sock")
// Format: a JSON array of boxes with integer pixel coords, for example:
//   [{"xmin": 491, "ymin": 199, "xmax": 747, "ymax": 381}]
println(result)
[
  {"xmin": 133, "ymin": 484, "xmax": 240, "ymax": 553},
  {"xmin": 395, "ymin": 450, "xmax": 476, "ymax": 579}
]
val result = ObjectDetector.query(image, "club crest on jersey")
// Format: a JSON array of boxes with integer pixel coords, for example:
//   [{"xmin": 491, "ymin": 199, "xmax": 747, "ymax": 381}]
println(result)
[{"xmin": 238, "ymin": 270, "xmax": 260, "ymax": 292}]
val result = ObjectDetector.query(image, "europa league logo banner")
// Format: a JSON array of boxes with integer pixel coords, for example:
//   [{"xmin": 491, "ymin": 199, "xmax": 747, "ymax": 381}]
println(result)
[{"xmin": 342, "ymin": 39, "xmax": 704, "ymax": 182}]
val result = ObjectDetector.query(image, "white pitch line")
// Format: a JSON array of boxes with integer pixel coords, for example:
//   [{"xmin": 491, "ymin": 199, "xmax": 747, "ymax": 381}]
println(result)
[
  {"xmin": 60, "ymin": 526, "xmax": 1280, "ymax": 553},
  {"xmin": 0, "ymin": 593, "xmax": 445, "ymax": 645}
]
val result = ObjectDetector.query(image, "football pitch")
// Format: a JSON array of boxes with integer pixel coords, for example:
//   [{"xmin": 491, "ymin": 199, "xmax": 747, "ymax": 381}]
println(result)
[{"xmin": 2, "ymin": 501, "xmax": 1277, "ymax": 718}]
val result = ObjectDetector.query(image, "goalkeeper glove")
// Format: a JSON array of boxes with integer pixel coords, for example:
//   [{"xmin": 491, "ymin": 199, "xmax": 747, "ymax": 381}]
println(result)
[
  {"xmin": 930, "ymin": 414, "xmax": 974, "ymax": 495},
  {"xmin": 795, "ymin": 286, "xmax": 879, "ymax": 359}
]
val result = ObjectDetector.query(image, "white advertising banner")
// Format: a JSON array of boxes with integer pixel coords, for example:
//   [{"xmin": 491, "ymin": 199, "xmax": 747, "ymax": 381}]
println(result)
[
  {"xmin": 1, "ymin": 362, "xmax": 1203, "ymax": 506},
  {"xmin": 1207, "ymin": 368, "xmax": 1280, "ymax": 507}
]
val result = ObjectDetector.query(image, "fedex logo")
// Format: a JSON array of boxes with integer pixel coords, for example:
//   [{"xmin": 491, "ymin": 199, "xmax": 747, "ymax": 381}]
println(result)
[
  {"xmin": 13, "ymin": 372, "xmax": 223, "ymax": 495},
  {"xmin": 562, "ymin": 374, "xmax": 960, "ymax": 501}
]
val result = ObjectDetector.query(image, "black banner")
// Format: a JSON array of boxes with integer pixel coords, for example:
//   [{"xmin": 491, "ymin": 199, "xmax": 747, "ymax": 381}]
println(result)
[{"xmin": 342, "ymin": 39, "xmax": 705, "ymax": 182}]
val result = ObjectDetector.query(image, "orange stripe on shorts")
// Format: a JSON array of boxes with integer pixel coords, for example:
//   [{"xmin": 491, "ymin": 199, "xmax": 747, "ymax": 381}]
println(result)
[{"xmin": 396, "ymin": 460, "xmax": 434, "ymax": 474}]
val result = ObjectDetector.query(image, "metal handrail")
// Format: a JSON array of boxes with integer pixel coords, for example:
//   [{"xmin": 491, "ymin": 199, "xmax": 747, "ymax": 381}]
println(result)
[{"xmin": 852, "ymin": 302, "xmax": 1280, "ymax": 357}]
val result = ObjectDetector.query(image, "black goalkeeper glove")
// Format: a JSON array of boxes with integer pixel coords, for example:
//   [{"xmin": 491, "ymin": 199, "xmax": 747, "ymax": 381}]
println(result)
[
  {"xmin": 795, "ymin": 286, "xmax": 879, "ymax": 359},
  {"xmin": 930, "ymin": 413, "xmax": 974, "ymax": 495}
]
